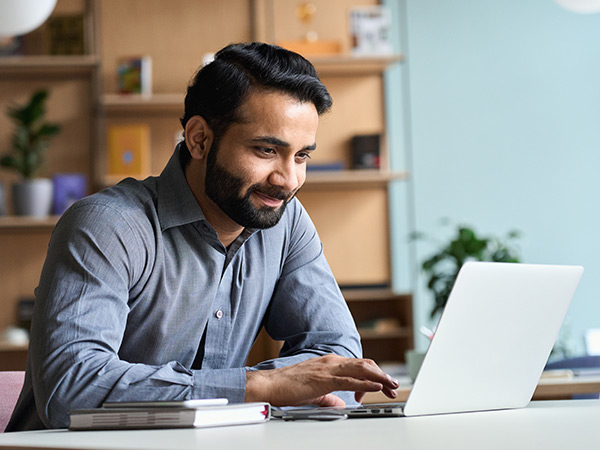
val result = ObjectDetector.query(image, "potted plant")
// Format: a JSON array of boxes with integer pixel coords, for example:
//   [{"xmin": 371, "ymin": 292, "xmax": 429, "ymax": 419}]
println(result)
[
  {"xmin": 415, "ymin": 221, "xmax": 522, "ymax": 319},
  {"xmin": 1, "ymin": 89, "xmax": 60, "ymax": 217}
]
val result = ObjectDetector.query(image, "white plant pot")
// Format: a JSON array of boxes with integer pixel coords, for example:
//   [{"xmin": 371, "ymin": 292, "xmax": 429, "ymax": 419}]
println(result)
[{"xmin": 12, "ymin": 178, "xmax": 54, "ymax": 217}]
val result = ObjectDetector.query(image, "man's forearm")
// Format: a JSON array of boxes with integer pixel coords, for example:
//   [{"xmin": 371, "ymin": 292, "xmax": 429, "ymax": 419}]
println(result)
[{"xmin": 35, "ymin": 350, "xmax": 247, "ymax": 428}]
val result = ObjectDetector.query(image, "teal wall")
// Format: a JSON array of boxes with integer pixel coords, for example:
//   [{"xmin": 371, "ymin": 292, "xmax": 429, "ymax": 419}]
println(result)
[{"xmin": 387, "ymin": 0, "xmax": 600, "ymax": 353}]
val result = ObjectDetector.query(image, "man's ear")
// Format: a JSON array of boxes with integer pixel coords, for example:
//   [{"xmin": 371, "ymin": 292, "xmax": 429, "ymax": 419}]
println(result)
[{"xmin": 184, "ymin": 115, "xmax": 214, "ymax": 161}]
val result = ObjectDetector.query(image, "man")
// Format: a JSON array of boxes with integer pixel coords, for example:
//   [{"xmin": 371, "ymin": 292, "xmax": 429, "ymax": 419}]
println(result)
[{"xmin": 7, "ymin": 42, "xmax": 398, "ymax": 431}]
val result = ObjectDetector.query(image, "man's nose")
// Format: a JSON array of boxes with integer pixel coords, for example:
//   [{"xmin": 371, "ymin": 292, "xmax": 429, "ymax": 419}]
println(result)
[{"xmin": 268, "ymin": 158, "xmax": 300, "ymax": 192}]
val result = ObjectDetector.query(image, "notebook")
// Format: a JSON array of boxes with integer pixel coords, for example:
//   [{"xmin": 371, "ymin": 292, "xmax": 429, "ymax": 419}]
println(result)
[{"xmin": 275, "ymin": 262, "xmax": 584, "ymax": 419}]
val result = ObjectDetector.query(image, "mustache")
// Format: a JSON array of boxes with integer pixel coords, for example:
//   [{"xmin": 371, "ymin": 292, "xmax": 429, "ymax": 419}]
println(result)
[{"xmin": 248, "ymin": 184, "xmax": 297, "ymax": 202}]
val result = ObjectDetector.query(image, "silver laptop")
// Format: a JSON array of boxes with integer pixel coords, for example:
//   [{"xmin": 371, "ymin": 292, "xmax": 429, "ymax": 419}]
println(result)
[{"xmin": 275, "ymin": 262, "xmax": 584, "ymax": 419}]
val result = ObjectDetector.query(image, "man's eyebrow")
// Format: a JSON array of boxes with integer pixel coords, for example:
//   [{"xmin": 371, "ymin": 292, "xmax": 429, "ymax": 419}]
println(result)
[{"xmin": 252, "ymin": 136, "xmax": 317, "ymax": 151}]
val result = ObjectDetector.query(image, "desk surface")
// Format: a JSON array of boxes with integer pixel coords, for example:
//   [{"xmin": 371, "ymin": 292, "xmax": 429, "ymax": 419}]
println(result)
[{"xmin": 0, "ymin": 400, "xmax": 598, "ymax": 450}]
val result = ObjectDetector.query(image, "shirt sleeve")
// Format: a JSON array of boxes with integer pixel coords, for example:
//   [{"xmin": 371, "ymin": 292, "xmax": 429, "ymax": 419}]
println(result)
[
  {"xmin": 252, "ymin": 200, "xmax": 363, "ymax": 404},
  {"xmin": 29, "ymin": 200, "xmax": 246, "ymax": 429}
]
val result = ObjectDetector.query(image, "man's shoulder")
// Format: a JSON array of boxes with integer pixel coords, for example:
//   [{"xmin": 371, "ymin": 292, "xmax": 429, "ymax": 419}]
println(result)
[
  {"xmin": 78, "ymin": 177, "xmax": 155, "ymax": 210},
  {"xmin": 63, "ymin": 177, "xmax": 158, "ymax": 231}
]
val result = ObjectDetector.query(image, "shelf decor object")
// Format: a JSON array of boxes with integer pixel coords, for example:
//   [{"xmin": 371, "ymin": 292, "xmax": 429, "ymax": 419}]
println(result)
[
  {"xmin": 351, "ymin": 134, "xmax": 381, "ymax": 170},
  {"xmin": 349, "ymin": 5, "xmax": 393, "ymax": 56},
  {"xmin": 0, "ymin": 0, "xmax": 57, "ymax": 38},
  {"xmin": 277, "ymin": 2, "xmax": 342, "ymax": 56},
  {"xmin": 48, "ymin": 14, "xmax": 85, "ymax": 55},
  {"xmin": 0, "ymin": 89, "xmax": 61, "ymax": 217},
  {"xmin": 52, "ymin": 173, "xmax": 87, "ymax": 215},
  {"xmin": 117, "ymin": 56, "xmax": 152, "ymax": 96},
  {"xmin": 106, "ymin": 123, "xmax": 151, "ymax": 180}
]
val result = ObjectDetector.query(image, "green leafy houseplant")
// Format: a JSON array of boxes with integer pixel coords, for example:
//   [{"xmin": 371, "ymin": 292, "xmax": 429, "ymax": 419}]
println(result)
[
  {"xmin": 415, "ymin": 223, "xmax": 522, "ymax": 319},
  {"xmin": 1, "ymin": 90, "xmax": 60, "ymax": 178}
]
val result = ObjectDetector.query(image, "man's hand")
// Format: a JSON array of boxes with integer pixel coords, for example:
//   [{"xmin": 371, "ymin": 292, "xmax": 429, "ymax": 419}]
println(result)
[{"xmin": 245, "ymin": 354, "xmax": 399, "ymax": 406}]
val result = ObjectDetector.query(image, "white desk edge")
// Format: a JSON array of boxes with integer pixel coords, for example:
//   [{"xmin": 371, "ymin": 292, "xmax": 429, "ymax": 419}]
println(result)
[{"xmin": 0, "ymin": 400, "xmax": 598, "ymax": 450}]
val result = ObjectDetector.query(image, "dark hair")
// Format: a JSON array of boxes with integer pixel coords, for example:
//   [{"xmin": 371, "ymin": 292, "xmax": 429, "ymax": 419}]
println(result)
[{"xmin": 179, "ymin": 42, "xmax": 332, "ymax": 164}]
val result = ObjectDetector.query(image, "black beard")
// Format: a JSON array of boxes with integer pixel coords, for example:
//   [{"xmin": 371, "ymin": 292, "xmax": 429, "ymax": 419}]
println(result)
[{"xmin": 204, "ymin": 146, "xmax": 297, "ymax": 229}]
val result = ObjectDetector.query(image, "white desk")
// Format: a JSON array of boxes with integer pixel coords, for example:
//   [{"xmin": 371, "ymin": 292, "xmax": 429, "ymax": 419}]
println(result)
[{"xmin": 0, "ymin": 400, "xmax": 598, "ymax": 450}]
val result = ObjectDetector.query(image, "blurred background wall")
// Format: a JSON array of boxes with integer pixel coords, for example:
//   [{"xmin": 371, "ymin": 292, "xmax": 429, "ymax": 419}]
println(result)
[{"xmin": 389, "ymin": 0, "xmax": 600, "ymax": 354}]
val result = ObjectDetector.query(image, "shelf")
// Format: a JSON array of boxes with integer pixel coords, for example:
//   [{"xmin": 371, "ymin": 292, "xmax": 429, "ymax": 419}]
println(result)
[
  {"xmin": 0, "ymin": 215, "xmax": 60, "ymax": 231},
  {"xmin": 358, "ymin": 328, "xmax": 413, "ymax": 340},
  {"xmin": 0, "ymin": 341, "xmax": 28, "ymax": 352},
  {"xmin": 343, "ymin": 288, "xmax": 412, "ymax": 302},
  {"xmin": 0, "ymin": 55, "xmax": 99, "ymax": 76},
  {"xmin": 101, "ymin": 93, "xmax": 184, "ymax": 114},
  {"xmin": 98, "ymin": 54, "xmax": 404, "ymax": 112},
  {"xmin": 302, "ymin": 170, "xmax": 409, "ymax": 189},
  {"xmin": 310, "ymin": 54, "xmax": 404, "ymax": 76}
]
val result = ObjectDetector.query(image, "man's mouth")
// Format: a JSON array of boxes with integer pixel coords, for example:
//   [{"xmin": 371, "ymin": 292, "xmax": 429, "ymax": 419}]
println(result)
[{"xmin": 253, "ymin": 191, "xmax": 285, "ymax": 208}]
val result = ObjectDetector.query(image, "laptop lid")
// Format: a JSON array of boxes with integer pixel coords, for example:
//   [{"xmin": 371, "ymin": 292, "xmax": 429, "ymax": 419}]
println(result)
[{"xmin": 403, "ymin": 261, "xmax": 583, "ymax": 417}]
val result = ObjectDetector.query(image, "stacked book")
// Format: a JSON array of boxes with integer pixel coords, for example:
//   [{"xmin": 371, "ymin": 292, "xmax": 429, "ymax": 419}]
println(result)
[{"xmin": 69, "ymin": 399, "xmax": 270, "ymax": 431}]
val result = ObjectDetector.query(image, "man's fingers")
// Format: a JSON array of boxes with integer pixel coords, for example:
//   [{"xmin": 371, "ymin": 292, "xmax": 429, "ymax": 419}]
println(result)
[
  {"xmin": 382, "ymin": 386, "xmax": 398, "ymax": 399},
  {"xmin": 312, "ymin": 393, "xmax": 346, "ymax": 408},
  {"xmin": 338, "ymin": 376, "xmax": 383, "ymax": 392},
  {"xmin": 332, "ymin": 357, "xmax": 400, "ymax": 390},
  {"xmin": 355, "ymin": 391, "xmax": 366, "ymax": 403}
]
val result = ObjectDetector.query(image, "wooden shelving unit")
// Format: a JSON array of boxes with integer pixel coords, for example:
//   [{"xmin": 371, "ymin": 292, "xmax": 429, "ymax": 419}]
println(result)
[
  {"xmin": 304, "ymin": 169, "xmax": 408, "ymax": 189},
  {"xmin": 311, "ymin": 54, "xmax": 404, "ymax": 75},
  {"xmin": 0, "ymin": 55, "xmax": 99, "ymax": 76},
  {"xmin": 0, "ymin": 216, "xmax": 60, "ymax": 231},
  {"xmin": 342, "ymin": 289, "xmax": 414, "ymax": 364},
  {"xmin": 98, "ymin": 53, "xmax": 404, "ymax": 113},
  {"xmin": 0, "ymin": 341, "xmax": 28, "ymax": 352},
  {"xmin": 358, "ymin": 329, "xmax": 413, "ymax": 339},
  {"xmin": 0, "ymin": 0, "xmax": 414, "ymax": 366},
  {"xmin": 0, "ymin": 341, "xmax": 28, "ymax": 371},
  {"xmin": 100, "ymin": 93, "xmax": 184, "ymax": 114}
]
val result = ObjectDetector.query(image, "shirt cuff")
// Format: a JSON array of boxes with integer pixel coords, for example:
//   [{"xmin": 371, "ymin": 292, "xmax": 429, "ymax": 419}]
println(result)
[{"xmin": 191, "ymin": 367, "xmax": 247, "ymax": 403}]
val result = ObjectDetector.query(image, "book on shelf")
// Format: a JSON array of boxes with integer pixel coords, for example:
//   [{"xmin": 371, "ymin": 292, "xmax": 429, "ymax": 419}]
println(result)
[
  {"xmin": 306, "ymin": 161, "xmax": 345, "ymax": 171},
  {"xmin": 69, "ymin": 401, "xmax": 270, "ymax": 431},
  {"xmin": 48, "ymin": 15, "xmax": 85, "ymax": 55},
  {"xmin": 106, "ymin": 124, "xmax": 151, "ymax": 179},
  {"xmin": 117, "ymin": 55, "xmax": 152, "ymax": 95}
]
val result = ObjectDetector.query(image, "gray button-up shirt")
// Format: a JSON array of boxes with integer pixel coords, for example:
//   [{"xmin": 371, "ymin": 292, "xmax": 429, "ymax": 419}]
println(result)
[{"xmin": 8, "ymin": 147, "xmax": 362, "ymax": 430}]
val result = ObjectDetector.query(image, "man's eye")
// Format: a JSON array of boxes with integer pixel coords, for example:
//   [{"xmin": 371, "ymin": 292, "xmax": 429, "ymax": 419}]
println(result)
[
  {"xmin": 256, "ymin": 147, "xmax": 276, "ymax": 155},
  {"xmin": 296, "ymin": 152, "xmax": 312, "ymax": 162}
]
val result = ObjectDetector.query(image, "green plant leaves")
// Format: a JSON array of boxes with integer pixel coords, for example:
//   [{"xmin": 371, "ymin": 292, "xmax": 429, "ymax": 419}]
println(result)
[
  {"xmin": 416, "ymin": 223, "xmax": 522, "ymax": 318},
  {"xmin": 1, "ymin": 89, "xmax": 60, "ymax": 179}
]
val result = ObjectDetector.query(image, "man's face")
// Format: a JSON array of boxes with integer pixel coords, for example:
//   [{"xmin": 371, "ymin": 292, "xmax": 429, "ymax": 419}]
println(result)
[{"xmin": 204, "ymin": 90, "xmax": 319, "ymax": 229}]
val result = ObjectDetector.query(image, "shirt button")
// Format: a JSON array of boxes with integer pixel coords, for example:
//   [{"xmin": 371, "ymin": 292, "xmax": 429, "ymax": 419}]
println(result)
[
  {"xmin": 202, "ymin": 224, "xmax": 210, "ymax": 233},
  {"xmin": 215, "ymin": 310, "xmax": 223, "ymax": 320}
]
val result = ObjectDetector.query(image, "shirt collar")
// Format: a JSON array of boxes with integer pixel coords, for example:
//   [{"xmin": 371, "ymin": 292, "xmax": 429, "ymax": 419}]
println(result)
[{"xmin": 156, "ymin": 143, "xmax": 208, "ymax": 231}]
